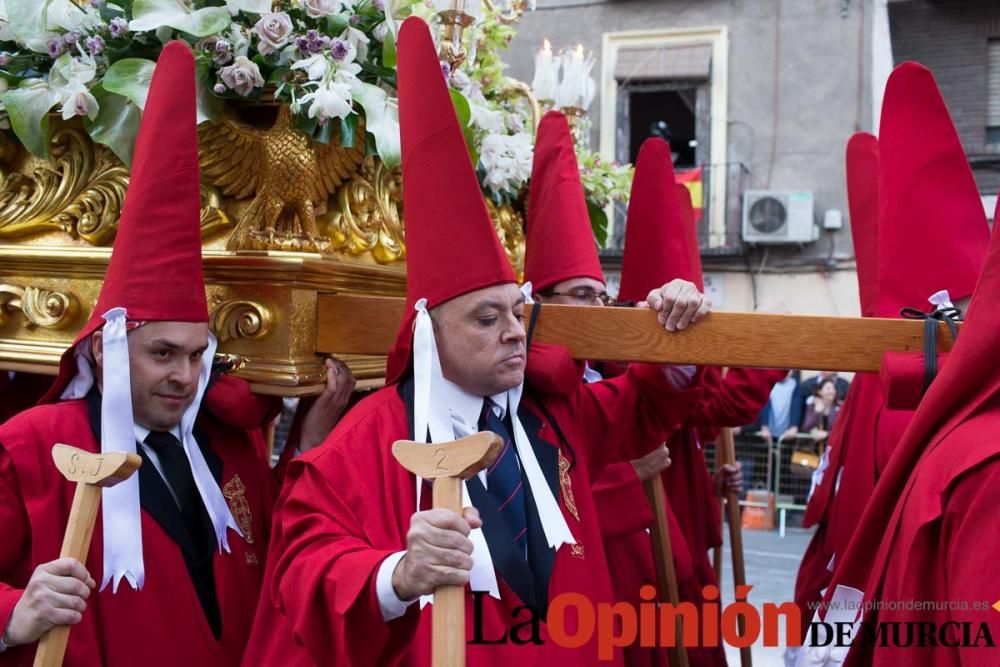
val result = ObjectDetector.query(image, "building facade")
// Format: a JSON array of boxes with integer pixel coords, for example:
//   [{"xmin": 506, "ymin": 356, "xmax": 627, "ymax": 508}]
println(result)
[{"xmin": 506, "ymin": 0, "xmax": 996, "ymax": 314}]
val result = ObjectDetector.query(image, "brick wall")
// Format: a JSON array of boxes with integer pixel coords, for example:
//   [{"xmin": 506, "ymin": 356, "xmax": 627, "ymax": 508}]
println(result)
[{"xmin": 890, "ymin": 0, "xmax": 1000, "ymax": 194}]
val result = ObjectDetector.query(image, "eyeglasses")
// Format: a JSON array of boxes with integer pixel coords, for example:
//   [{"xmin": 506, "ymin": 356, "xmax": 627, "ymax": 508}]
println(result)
[{"xmin": 542, "ymin": 288, "xmax": 614, "ymax": 306}]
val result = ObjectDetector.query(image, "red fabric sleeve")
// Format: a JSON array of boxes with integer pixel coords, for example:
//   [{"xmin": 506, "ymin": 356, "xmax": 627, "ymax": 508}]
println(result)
[
  {"xmin": 688, "ymin": 367, "xmax": 785, "ymax": 429},
  {"xmin": 570, "ymin": 363, "xmax": 704, "ymax": 480},
  {"xmin": 0, "ymin": 447, "xmax": 28, "ymax": 640},
  {"xmin": 269, "ymin": 455, "xmax": 420, "ymax": 665},
  {"xmin": 593, "ymin": 463, "xmax": 654, "ymax": 539}
]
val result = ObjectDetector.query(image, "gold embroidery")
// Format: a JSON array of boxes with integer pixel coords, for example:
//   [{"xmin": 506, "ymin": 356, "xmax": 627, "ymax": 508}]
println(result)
[
  {"xmin": 558, "ymin": 450, "xmax": 579, "ymax": 521},
  {"xmin": 570, "ymin": 544, "xmax": 585, "ymax": 559},
  {"xmin": 222, "ymin": 475, "xmax": 254, "ymax": 545}
]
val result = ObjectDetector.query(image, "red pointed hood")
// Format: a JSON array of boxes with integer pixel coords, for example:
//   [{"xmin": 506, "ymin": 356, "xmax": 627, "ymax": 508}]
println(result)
[
  {"xmin": 41, "ymin": 41, "xmax": 205, "ymax": 403},
  {"xmin": 875, "ymin": 62, "xmax": 989, "ymax": 318},
  {"xmin": 384, "ymin": 17, "xmax": 516, "ymax": 384},
  {"xmin": 619, "ymin": 138, "xmax": 702, "ymax": 300},
  {"xmin": 831, "ymin": 195, "xmax": 1000, "ymax": 609},
  {"xmin": 523, "ymin": 111, "xmax": 604, "ymax": 294},
  {"xmin": 845, "ymin": 133, "xmax": 879, "ymax": 317},
  {"xmin": 676, "ymin": 184, "xmax": 703, "ymax": 289}
]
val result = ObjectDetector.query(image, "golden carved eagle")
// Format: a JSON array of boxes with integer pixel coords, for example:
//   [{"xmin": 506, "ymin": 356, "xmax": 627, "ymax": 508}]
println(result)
[{"xmin": 198, "ymin": 106, "xmax": 364, "ymax": 252}]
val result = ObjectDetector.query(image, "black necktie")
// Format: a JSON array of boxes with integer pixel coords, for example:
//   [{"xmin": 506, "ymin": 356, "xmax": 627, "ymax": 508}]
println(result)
[{"xmin": 144, "ymin": 431, "xmax": 206, "ymax": 548}]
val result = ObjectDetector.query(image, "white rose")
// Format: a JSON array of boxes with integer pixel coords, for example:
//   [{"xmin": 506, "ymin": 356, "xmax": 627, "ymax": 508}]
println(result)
[
  {"xmin": 220, "ymin": 55, "xmax": 265, "ymax": 97},
  {"xmin": 254, "ymin": 12, "xmax": 293, "ymax": 56},
  {"xmin": 302, "ymin": 0, "xmax": 340, "ymax": 18}
]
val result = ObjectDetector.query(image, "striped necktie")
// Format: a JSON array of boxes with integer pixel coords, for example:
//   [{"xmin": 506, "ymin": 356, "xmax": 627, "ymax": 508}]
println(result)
[{"xmin": 480, "ymin": 399, "xmax": 528, "ymax": 558}]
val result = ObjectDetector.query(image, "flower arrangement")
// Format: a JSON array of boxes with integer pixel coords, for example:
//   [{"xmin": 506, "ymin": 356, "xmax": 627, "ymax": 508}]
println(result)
[{"xmin": 0, "ymin": 0, "xmax": 630, "ymax": 237}]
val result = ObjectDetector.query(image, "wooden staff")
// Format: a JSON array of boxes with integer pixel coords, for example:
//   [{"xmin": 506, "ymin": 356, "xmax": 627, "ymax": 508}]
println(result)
[
  {"xmin": 643, "ymin": 476, "xmax": 690, "ymax": 667},
  {"xmin": 34, "ymin": 445, "xmax": 141, "ymax": 667},
  {"xmin": 718, "ymin": 427, "xmax": 751, "ymax": 667},
  {"xmin": 392, "ymin": 432, "xmax": 502, "ymax": 667},
  {"xmin": 712, "ymin": 431, "xmax": 724, "ymax": 582}
]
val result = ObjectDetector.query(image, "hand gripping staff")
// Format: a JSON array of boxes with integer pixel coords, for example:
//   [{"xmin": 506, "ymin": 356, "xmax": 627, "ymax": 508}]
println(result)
[
  {"xmin": 33, "ymin": 445, "xmax": 141, "ymax": 667},
  {"xmin": 392, "ymin": 432, "xmax": 502, "ymax": 667}
]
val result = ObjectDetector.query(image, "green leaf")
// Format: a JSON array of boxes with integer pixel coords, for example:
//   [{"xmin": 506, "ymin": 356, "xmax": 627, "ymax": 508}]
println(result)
[
  {"xmin": 84, "ymin": 85, "xmax": 141, "ymax": 165},
  {"xmin": 130, "ymin": 0, "xmax": 230, "ymax": 38},
  {"xmin": 224, "ymin": 0, "xmax": 271, "ymax": 14},
  {"xmin": 449, "ymin": 88, "xmax": 478, "ymax": 166},
  {"xmin": 586, "ymin": 199, "xmax": 609, "ymax": 249},
  {"xmin": 103, "ymin": 58, "xmax": 156, "ymax": 109},
  {"xmin": 6, "ymin": 0, "xmax": 51, "ymax": 53},
  {"xmin": 294, "ymin": 112, "xmax": 318, "ymax": 137},
  {"xmin": 193, "ymin": 54, "xmax": 222, "ymax": 123},
  {"xmin": 1, "ymin": 82, "xmax": 58, "ymax": 157},
  {"xmin": 381, "ymin": 31, "xmax": 396, "ymax": 69},
  {"xmin": 315, "ymin": 118, "xmax": 332, "ymax": 145},
  {"xmin": 338, "ymin": 113, "xmax": 357, "ymax": 148},
  {"xmin": 323, "ymin": 14, "xmax": 349, "ymax": 36}
]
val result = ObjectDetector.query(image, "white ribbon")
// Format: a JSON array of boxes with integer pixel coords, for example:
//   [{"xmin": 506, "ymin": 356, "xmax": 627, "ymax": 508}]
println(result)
[
  {"xmin": 794, "ymin": 584, "xmax": 864, "ymax": 667},
  {"xmin": 98, "ymin": 308, "xmax": 145, "ymax": 591},
  {"xmin": 179, "ymin": 333, "xmax": 243, "ymax": 552},
  {"xmin": 927, "ymin": 289, "xmax": 953, "ymax": 311},
  {"xmin": 409, "ymin": 293, "xmax": 576, "ymax": 608},
  {"xmin": 412, "ymin": 299, "xmax": 498, "ymax": 608}
]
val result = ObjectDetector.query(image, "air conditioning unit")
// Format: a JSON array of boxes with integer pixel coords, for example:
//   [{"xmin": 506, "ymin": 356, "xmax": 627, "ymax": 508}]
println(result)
[{"xmin": 741, "ymin": 190, "xmax": 817, "ymax": 244}]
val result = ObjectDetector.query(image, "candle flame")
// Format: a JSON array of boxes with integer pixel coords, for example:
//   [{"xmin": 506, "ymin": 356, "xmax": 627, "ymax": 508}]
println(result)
[
  {"xmin": 575, "ymin": 43, "xmax": 584, "ymax": 57},
  {"xmin": 542, "ymin": 38, "xmax": 551, "ymax": 51}
]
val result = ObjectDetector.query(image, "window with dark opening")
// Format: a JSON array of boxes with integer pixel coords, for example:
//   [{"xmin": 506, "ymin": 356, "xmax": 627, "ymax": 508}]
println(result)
[{"xmin": 627, "ymin": 86, "xmax": 698, "ymax": 167}]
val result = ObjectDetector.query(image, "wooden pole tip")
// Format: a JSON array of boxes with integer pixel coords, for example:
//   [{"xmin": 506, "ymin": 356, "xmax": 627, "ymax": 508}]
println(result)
[
  {"xmin": 51, "ymin": 444, "xmax": 142, "ymax": 487},
  {"xmin": 392, "ymin": 432, "xmax": 502, "ymax": 480}
]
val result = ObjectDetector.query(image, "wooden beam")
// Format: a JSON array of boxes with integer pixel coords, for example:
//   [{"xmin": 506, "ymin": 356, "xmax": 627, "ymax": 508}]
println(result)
[{"xmin": 316, "ymin": 294, "xmax": 957, "ymax": 372}]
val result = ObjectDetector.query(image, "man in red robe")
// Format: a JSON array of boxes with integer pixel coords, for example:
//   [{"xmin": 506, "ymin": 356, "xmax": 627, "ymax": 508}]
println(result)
[
  {"xmin": 796, "ymin": 62, "xmax": 994, "ymax": 667},
  {"xmin": 822, "ymin": 203, "xmax": 1000, "ymax": 667},
  {"xmin": 243, "ymin": 18, "xmax": 714, "ymax": 666},
  {"xmin": 522, "ymin": 114, "xmax": 681, "ymax": 667},
  {"xmin": 793, "ymin": 131, "xmax": 881, "ymax": 645},
  {"xmin": 0, "ymin": 43, "xmax": 351, "ymax": 666},
  {"xmin": 617, "ymin": 139, "xmax": 784, "ymax": 667}
]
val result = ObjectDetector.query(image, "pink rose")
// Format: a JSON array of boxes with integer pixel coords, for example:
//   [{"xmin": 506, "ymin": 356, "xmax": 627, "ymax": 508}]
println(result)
[
  {"xmin": 254, "ymin": 12, "xmax": 293, "ymax": 55},
  {"xmin": 220, "ymin": 56, "xmax": 265, "ymax": 97}
]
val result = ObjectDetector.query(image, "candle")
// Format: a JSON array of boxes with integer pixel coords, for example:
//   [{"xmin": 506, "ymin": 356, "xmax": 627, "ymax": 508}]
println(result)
[
  {"xmin": 531, "ymin": 38, "xmax": 557, "ymax": 101},
  {"xmin": 554, "ymin": 44, "xmax": 595, "ymax": 110}
]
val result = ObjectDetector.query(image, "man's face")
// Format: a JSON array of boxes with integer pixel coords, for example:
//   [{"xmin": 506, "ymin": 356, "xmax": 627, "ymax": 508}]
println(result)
[
  {"xmin": 431, "ymin": 283, "xmax": 527, "ymax": 396},
  {"xmin": 535, "ymin": 277, "xmax": 608, "ymax": 307},
  {"xmin": 94, "ymin": 321, "xmax": 209, "ymax": 431}
]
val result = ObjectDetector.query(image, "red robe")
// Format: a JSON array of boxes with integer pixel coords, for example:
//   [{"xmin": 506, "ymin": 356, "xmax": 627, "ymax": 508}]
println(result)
[
  {"xmin": 591, "ymin": 367, "xmax": 781, "ymax": 667},
  {"xmin": 794, "ymin": 374, "xmax": 914, "ymax": 641},
  {"xmin": 243, "ymin": 364, "xmax": 703, "ymax": 666},
  {"xmin": 0, "ymin": 384, "xmax": 280, "ymax": 666},
  {"xmin": 844, "ymin": 400, "xmax": 1000, "ymax": 666}
]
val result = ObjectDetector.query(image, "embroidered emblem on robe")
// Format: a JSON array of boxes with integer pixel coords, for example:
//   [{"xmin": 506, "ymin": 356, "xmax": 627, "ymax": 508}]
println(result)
[
  {"xmin": 558, "ymin": 450, "xmax": 579, "ymax": 521},
  {"xmin": 223, "ymin": 475, "xmax": 254, "ymax": 544}
]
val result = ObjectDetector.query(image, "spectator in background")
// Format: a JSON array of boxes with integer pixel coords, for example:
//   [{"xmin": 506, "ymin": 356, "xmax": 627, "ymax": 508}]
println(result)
[
  {"xmin": 743, "ymin": 370, "xmax": 803, "ymax": 444},
  {"xmin": 799, "ymin": 371, "xmax": 849, "ymax": 415},
  {"xmin": 801, "ymin": 377, "xmax": 841, "ymax": 446}
]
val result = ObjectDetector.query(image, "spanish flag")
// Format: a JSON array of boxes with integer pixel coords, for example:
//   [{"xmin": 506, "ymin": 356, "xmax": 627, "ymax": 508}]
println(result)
[{"xmin": 675, "ymin": 166, "xmax": 703, "ymax": 222}]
